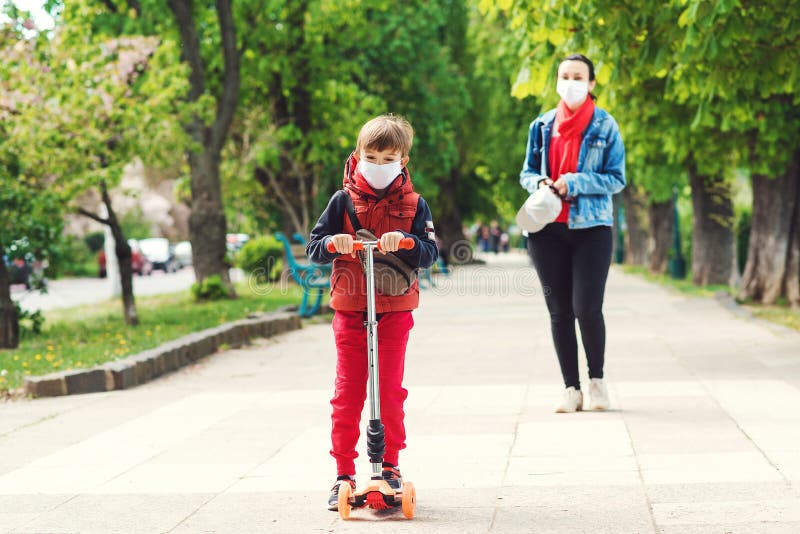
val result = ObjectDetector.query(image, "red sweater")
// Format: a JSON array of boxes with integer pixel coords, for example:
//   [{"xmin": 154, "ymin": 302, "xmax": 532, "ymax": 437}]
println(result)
[{"xmin": 548, "ymin": 134, "xmax": 571, "ymax": 224}]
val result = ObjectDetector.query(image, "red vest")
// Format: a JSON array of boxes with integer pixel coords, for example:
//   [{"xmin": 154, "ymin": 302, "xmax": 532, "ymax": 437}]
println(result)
[{"xmin": 330, "ymin": 155, "xmax": 421, "ymax": 313}]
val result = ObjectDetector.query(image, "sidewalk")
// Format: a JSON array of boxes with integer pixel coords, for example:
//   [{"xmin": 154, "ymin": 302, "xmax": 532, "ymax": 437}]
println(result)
[{"xmin": 1, "ymin": 252, "xmax": 799, "ymax": 533}]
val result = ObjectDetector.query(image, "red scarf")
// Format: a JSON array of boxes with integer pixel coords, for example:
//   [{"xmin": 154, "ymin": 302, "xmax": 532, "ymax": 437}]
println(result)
[{"xmin": 555, "ymin": 97, "xmax": 595, "ymax": 174}]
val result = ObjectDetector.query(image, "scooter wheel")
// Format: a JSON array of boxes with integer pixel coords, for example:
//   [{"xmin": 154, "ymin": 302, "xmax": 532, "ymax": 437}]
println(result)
[
  {"xmin": 338, "ymin": 481, "xmax": 353, "ymax": 520},
  {"xmin": 401, "ymin": 481, "xmax": 416, "ymax": 519}
]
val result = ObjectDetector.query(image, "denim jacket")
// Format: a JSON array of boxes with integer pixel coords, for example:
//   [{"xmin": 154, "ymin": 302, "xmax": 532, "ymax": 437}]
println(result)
[{"xmin": 519, "ymin": 106, "xmax": 626, "ymax": 229}]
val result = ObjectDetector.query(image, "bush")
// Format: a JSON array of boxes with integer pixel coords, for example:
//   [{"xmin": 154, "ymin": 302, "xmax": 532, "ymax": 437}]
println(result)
[
  {"xmin": 235, "ymin": 235, "xmax": 284, "ymax": 282},
  {"xmin": 190, "ymin": 274, "xmax": 229, "ymax": 301},
  {"xmin": 84, "ymin": 232, "xmax": 105, "ymax": 253},
  {"xmin": 15, "ymin": 302, "xmax": 44, "ymax": 338},
  {"xmin": 49, "ymin": 234, "xmax": 97, "ymax": 278}
]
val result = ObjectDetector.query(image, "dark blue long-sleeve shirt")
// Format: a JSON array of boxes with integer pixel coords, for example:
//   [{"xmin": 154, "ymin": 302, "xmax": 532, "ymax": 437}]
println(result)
[{"xmin": 306, "ymin": 190, "xmax": 438, "ymax": 269}]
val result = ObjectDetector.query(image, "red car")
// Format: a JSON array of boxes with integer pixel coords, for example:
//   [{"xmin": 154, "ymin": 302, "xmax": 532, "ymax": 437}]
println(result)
[{"xmin": 98, "ymin": 241, "xmax": 152, "ymax": 278}]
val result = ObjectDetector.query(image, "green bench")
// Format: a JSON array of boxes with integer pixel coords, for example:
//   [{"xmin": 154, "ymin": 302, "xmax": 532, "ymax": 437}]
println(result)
[{"xmin": 274, "ymin": 232, "xmax": 331, "ymax": 318}]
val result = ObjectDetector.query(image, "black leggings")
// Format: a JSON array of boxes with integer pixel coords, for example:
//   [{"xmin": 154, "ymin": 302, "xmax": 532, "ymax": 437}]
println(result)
[{"xmin": 527, "ymin": 223, "xmax": 613, "ymax": 390}]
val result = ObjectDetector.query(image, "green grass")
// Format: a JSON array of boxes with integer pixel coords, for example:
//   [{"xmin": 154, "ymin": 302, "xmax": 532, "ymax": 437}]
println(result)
[
  {"xmin": 619, "ymin": 264, "xmax": 800, "ymax": 333},
  {"xmin": 619, "ymin": 264, "xmax": 732, "ymax": 298},
  {"xmin": 743, "ymin": 303, "xmax": 800, "ymax": 333},
  {"xmin": 0, "ymin": 282, "xmax": 306, "ymax": 392}
]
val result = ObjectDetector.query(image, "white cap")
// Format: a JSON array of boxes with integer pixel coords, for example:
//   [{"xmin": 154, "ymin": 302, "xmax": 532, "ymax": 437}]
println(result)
[{"xmin": 515, "ymin": 186, "xmax": 562, "ymax": 233}]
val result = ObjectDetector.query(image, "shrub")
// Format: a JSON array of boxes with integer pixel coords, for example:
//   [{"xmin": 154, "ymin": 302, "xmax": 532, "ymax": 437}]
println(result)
[
  {"xmin": 49, "ymin": 234, "xmax": 97, "ymax": 278},
  {"xmin": 84, "ymin": 232, "xmax": 105, "ymax": 253},
  {"xmin": 191, "ymin": 274, "xmax": 229, "ymax": 301},
  {"xmin": 235, "ymin": 236, "xmax": 284, "ymax": 282}
]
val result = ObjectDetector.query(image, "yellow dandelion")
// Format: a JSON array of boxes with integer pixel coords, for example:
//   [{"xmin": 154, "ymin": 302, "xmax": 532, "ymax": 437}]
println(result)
[
  {"xmin": 119, "ymin": 339, "xmax": 127, "ymax": 345},
  {"xmin": 145, "ymin": 330, "xmax": 152, "ymax": 336},
  {"xmin": 35, "ymin": 354, "xmax": 42, "ymax": 361},
  {"xmin": 76, "ymin": 362, "xmax": 82, "ymax": 367},
  {"xmin": 47, "ymin": 345, "xmax": 55, "ymax": 351},
  {"xmin": 46, "ymin": 354, "xmax": 54, "ymax": 361},
  {"xmin": 13, "ymin": 355, "xmax": 19, "ymax": 361},
  {"xmin": 22, "ymin": 362, "xmax": 28, "ymax": 368}
]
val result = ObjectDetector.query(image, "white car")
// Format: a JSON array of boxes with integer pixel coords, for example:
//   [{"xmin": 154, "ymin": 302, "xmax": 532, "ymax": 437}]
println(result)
[
  {"xmin": 138, "ymin": 238, "xmax": 179, "ymax": 273},
  {"xmin": 173, "ymin": 240, "xmax": 193, "ymax": 268}
]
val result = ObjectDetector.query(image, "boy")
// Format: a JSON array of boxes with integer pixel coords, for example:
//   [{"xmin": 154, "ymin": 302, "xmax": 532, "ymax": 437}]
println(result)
[{"xmin": 306, "ymin": 114, "xmax": 438, "ymax": 511}]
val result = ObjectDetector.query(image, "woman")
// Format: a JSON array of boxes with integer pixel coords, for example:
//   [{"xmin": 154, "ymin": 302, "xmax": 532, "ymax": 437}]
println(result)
[{"xmin": 520, "ymin": 54, "xmax": 626, "ymax": 413}]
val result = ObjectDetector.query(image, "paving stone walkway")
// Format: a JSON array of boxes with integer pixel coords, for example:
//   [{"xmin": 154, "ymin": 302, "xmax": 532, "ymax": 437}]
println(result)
[{"xmin": 1, "ymin": 252, "xmax": 799, "ymax": 533}]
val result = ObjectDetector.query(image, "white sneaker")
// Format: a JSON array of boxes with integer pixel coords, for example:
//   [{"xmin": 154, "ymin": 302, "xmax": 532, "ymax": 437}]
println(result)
[
  {"xmin": 588, "ymin": 378, "xmax": 609, "ymax": 411},
  {"xmin": 555, "ymin": 386, "xmax": 583, "ymax": 413}
]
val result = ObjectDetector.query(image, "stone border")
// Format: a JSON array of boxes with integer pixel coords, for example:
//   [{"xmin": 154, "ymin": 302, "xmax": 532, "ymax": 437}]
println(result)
[{"xmin": 23, "ymin": 311, "xmax": 301, "ymax": 398}]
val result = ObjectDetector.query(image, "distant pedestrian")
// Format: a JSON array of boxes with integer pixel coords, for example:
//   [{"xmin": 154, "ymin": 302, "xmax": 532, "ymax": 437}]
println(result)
[{"xmin": 519, "ymin": 54, "xmax": 626, "ymax": 413}]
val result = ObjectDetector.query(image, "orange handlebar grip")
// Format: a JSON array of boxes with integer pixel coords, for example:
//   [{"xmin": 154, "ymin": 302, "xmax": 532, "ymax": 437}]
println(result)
[
  {"xmin": 326, "ymin": 241, "xmax": 365, "ymax": 253},
  {"xmin": 398, "ymin": 237, "xmax": 416, "ymax": 250}
]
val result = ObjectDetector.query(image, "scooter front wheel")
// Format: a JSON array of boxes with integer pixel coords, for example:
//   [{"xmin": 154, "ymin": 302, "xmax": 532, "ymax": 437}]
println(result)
[{"xmin": 338, "ymin": 481, "xmax": 353, "ymax": 520}]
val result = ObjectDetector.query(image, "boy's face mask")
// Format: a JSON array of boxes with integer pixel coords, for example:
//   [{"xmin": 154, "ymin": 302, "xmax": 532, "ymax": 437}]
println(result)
[{"xmin": 358, "ymin": 159, "xmax": 403, "ymax": 190}]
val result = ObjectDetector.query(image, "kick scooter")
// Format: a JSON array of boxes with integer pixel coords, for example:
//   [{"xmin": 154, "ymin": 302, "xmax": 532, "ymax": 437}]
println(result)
[{"xmin": 326, "ymin": 237, "xmax": 417, "ymax": 520}]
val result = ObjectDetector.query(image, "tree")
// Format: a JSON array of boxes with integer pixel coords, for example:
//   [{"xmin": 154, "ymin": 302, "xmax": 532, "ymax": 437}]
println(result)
[
  {"xmin": 60, "ymin": 0, "xmax": 243, "ymax": 297},
  {"xmin": 487, "ymin": 0, "xmax": 761, "ymax": 285},
  {"xmin": 167, "ymin": 0, "xmax": 240, "ymax": 296},
  {"xmin": 2, "ymin": 4, "xmax": 188, "ymax": 326},
  {"xmin": 0, "ymin": 21, "xmax": 65, "ymax": 348}
]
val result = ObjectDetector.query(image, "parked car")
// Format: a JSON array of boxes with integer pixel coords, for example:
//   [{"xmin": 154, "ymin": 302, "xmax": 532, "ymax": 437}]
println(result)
[
  {"xmin": 226, "ymin": 233, "xmax": 250, "ymax": 253},
  {"xmin": 97, "ymin": 239, "xmax": 152, "ymax": 278},
  {"xmin": 138, "ymin": 237, "xmax": 179, "ymax": 273},
  {"xmin": 173, "ymin": 240, "xmax": 193, "ymax": 268}
]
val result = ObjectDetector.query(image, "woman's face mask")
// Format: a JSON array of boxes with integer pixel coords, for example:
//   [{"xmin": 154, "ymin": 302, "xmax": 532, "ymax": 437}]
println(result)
[{"xmin": 556, "ymin": 79, "xmax": 589, "ymax": 107}]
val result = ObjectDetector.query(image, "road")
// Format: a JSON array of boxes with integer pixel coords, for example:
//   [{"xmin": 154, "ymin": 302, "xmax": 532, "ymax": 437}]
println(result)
[{"xmin": 11, "ymin": 268, "xmax": 246, "ymax": 312}]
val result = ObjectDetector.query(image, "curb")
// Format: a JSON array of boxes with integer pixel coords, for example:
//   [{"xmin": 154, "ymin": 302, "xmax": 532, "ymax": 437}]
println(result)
[{"xmin": 23, "ymin": 311, "xmax": 301, "ymax": 398}]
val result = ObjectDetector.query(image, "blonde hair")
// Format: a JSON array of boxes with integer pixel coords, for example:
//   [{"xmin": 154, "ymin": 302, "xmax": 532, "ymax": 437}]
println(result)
[{"xmin": 356, "ymin": 114, "xmax": 414, "ymax": 156}]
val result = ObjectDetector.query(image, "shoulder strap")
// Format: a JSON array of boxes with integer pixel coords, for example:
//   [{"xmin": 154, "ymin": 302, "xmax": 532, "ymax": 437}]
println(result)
[{"xmin": 342, "ymin": 191, "xmax": 362, "ymax": 232}]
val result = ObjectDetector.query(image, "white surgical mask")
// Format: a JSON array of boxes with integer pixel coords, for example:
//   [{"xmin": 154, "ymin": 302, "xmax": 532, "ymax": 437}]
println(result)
[
  {"xmin": 358, "ymin": 159, "xmax": 403, "ymax": 190},
  {"xmin": 556, "ymin": 79, "xmax": 589, "ymax": 107}
]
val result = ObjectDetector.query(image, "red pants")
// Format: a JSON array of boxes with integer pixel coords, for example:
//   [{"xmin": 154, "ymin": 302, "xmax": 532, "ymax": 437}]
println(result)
[{"xmin": 330, "ymin": 310, "xmax": 413, "ymax": 476}]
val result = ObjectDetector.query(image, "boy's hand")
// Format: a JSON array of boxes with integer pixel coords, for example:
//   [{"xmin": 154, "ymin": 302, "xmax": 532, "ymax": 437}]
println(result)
[
  {"xmin": 330, "ymin": 234, "xmax": 356, "ymax": 258},
  {"xmin": 379, "ymin": 231, "xmax": 404, "ymax": 254}
]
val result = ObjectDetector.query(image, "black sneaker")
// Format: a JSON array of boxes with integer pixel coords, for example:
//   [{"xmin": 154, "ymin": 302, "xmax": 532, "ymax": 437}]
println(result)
[
  {"xmin": 381, "ymin": 466, "xmax": 403, "ymax": 491},
  {"xmin": 328, "ymin": 476, "xmax": 356, "ymax": 511}
]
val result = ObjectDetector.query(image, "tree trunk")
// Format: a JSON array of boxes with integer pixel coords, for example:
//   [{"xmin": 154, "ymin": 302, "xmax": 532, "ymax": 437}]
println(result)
[
  {"xmin": 188, "ymin": 151, "xmax": 233, "ymax": 292},
  {"xmin": 621, "ymin": 184, "xmax": 649, "ymax": 266},
  {"xmin": 78, "ymin": 182, "xmax": 139, "ymax": 326},
  {"xmin": 437, "ymin": 166, "xmax": 469, "ymax": 264},
  {"xmin": 169, "ymin": 0, "xmax": 239, "ymax": 297},
  {"xmin": 0, "ymin": 259, "xmax": 19, "ymax": 349},
  {"xmin": 102, "ymin": 185, "xmax": 138, "ymax": 326},
  {"xmin": 648, "ymin": 199, "xmax": 673, "ymax": 274},
  {"xmin": 739, "ymin": 154, "xmax": 800, "ymax": 305},
  {"xmin": 689, "ymin": 165, "xmax": 735, "ymax": 286}
]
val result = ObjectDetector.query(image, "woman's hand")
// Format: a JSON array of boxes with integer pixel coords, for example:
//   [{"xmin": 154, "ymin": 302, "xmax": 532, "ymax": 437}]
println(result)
[
  {"xmin": 553, "ymin": 179, "xmax": 569, "ymax": 197},
  {"xmin": 540, "ymin": 178, "xmax": 568, "ymax": 197},
  {"xmin": 379, "ymin": 231, "xmax": 404, "ymax": 253},
  {"xmin": 330, "ymin": 234, "xmax": 356, "ymax": 258}
]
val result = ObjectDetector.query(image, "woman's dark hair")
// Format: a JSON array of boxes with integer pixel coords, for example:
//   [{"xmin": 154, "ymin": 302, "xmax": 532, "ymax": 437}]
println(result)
[
  {"xmin": 560, "ymin": 53, "xmax": 598, "ymax": 101},
  {"xmin": 561, "ymin": 53, "xmax": 595, "ymax": 81}
]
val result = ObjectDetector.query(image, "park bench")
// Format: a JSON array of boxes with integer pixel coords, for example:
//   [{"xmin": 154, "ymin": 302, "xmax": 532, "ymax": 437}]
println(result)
[{"xmin": 274, "ymin": 232, "xmax": 331, "ymax": 318}]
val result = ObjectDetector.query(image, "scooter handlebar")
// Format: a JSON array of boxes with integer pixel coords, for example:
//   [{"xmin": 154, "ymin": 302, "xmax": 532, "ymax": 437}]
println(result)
[{"xmin": 326, "ymin": 237, "xmax": 415, "ymax": 254}]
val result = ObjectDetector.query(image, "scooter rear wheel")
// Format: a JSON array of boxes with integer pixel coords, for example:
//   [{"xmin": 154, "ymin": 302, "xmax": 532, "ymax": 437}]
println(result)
[
  {"xmin": 401, "ymin": 481, "xmax": 416, "ymax": 519},
  {"xmin": 338, "ymin": 482, "xmax": 353, "ymax": 520}
]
